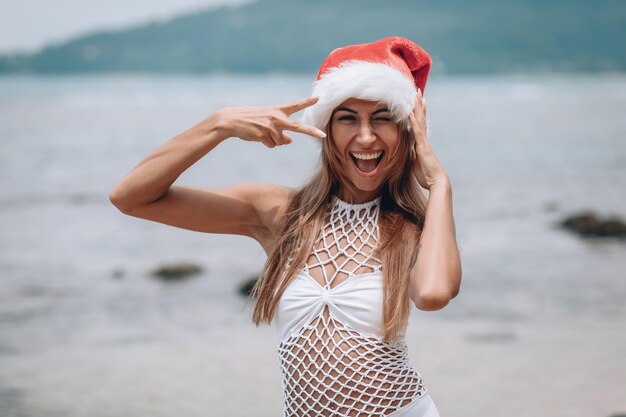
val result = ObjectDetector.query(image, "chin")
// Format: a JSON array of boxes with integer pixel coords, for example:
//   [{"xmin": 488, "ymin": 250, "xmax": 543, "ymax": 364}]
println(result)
[
  {"xmin": 347, "ymin": 166, "xmax": 388, "ymax": 193},
  {"xmin": 350, "ymin": 178, "xmax": 384, "ymax": 192}
]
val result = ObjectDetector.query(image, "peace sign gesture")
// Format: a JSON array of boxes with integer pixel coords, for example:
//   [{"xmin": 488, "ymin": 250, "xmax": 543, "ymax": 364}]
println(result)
[
  {"xmin": 408, "ymin": 89, "xmax": 449, "ymax": 190},
  {"xmin": 211, "ymin": 96, "xmax": 327, "ymax": 148}
]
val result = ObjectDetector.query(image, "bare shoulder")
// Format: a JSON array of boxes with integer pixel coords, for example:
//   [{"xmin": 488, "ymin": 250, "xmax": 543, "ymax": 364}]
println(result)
[{"xmin": 247, "ymin": 183, "xmax": 295, "ymax": 253}]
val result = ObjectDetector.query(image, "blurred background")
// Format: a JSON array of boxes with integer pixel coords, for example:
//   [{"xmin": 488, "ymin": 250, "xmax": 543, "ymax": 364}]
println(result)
[{"xmin": 1, "ymin": 1, "xmax": 625, "ymax": 416}]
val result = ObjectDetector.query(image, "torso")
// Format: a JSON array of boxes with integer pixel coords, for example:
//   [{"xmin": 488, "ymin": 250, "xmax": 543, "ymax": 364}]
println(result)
[{"xmin": 273, "ymin": 194, "xmax": 428, "ymax": 416}]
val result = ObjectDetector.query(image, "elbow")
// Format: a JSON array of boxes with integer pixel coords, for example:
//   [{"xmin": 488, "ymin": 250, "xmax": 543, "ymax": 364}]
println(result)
[
  {"xmin": 449, "ymin": 282, "xmax": 461, "ymax": 300},
  {"xmin": 109, "ymin": 187, "xmax": 133, "ymax": 214},
  {"xmin": 410, "ymin": 262, "xmax": 462, "ymax": 311},
  {"xmin": 413, "ymin": 290, "xmax": 452, "ymax": 311},
  {"xmin": 413, "ymin": 276, "xmax": 461, "ymax": 311},
  {"xmin": 448, "ymin": 267, "xmax": 462, "ymax": 300}
]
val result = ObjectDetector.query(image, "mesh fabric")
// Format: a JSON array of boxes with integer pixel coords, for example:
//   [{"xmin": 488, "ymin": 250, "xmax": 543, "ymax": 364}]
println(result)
[{"xmin": 277, "ymin": 196, "xmax": 426, "ymax": 416}]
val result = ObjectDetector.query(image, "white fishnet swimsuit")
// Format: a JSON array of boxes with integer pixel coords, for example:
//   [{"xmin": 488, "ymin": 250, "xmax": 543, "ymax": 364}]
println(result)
[{"xmin": 274, "ymin": 195, "xmax": 429, "ymax": 417}]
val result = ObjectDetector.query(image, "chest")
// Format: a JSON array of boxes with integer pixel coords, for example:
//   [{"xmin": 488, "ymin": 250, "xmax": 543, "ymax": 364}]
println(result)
[
  {"xmin": 303, "ymin": 198, "xmax": 383, "ymax": 289},
  {"xmin": 274, "ymin": 197, "xmax": 387, "ymax": 342}
]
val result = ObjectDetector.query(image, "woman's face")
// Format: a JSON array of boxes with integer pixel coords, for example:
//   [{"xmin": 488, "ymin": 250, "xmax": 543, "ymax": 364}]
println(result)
[{"xmin": 329, "ymin": 98, "xmax": 401, "ymax": 202}]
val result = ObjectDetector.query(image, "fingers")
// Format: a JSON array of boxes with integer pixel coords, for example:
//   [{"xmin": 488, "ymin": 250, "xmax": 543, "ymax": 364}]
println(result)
[
  {"xmin": 258, "ymin": 118, "xmax": 310, "ymax": 148},
  {"xmin": 415, "ymin": 88, "xmax": 426, "ymax": 112},
  {"xmin": 279, "ymin": 119, "xmax": 326, "ymax": 138},
  {"xmin": 410, "ymin": 88, "xmax": 427, "ymax": 131},
  {"xmin": 264, "ymin": 127, "xmax": 293, "ymax": 148},
  {"xmin": 260, "ymin": 134, "xmax": 276, "ymax": 148},
  {"xmin": 256, "ymin": 96, "xmax": 326, "ymax": 147},
  {"xmin": 282, "ymin": 133, "xmax": 294, "ymax": 144},
  {"xmin": 275, "ymin": 96, "xmax": 327, "ymax": 138},
  {"xmin": 267, "ymin": 128, "xmax": 285, "ymax": 148},
  {"xmin": 278, "ymin": 96, "xmax": 320, "ymax": 115},
  {"xmin": 408, "ymin": 112, "xmax": 430, "ymax": 152}
]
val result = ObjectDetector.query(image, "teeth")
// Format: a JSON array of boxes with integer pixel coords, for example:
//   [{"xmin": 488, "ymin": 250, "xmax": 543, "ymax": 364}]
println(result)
[{"xmin": 350, "ymin": 151, "xmax": 383, "ymax": 160}]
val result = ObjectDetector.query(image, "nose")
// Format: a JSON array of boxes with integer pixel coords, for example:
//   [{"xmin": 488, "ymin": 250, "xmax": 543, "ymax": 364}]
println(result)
[{"xmin": 356, "ymin": 121, "xmax": 377, "ymax": 146}]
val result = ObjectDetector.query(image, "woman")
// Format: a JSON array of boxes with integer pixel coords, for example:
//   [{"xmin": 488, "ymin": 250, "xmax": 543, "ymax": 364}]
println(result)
[{"xmin": 110, "ymin": 36, "xmax": 461, "ymax": 417}]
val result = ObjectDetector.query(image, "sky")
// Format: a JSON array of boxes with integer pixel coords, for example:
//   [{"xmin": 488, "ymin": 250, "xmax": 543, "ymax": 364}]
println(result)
[{"xmin": 0, "ymin": 0, "xmax": 252, "ymax": 54}]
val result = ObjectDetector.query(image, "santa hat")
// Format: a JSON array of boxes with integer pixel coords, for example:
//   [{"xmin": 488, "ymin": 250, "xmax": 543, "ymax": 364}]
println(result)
[{"xmin": 300, "ymin": 36, "xmax": 432, "ymax": 132}]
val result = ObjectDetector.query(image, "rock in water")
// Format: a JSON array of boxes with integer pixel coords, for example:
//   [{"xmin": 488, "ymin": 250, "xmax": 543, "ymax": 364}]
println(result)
[
  {"xmin": 111, "ymin": 268, "xmax": 125, "ymax": 279},
  {"xmin": 559, "ymin": 211, "xmax": 626, "ymax": 238},
  {"xmin": 151, "ymin": 262, "xmax": 203, "ymax": 281},
  {"xmin": 239, "ymin": 275, "xmax": 259, "ymax": 297}
]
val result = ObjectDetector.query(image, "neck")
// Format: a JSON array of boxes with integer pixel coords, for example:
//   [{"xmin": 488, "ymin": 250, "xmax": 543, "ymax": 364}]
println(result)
[{"xmin": 337, "ymin": 187, "xmax": 382, "ymax": 204}]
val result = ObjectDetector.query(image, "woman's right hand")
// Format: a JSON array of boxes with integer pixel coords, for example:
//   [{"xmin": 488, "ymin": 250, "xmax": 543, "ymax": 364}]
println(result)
[{"xmin": 207, "ymin": 96, "xmax": 327, "ymax": 148}]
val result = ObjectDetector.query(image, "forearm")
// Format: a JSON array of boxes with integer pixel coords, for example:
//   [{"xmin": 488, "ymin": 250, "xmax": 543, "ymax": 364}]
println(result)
[
  {"xmin": 109, "ymin": 112, "xmax": 227, "ymax": 210},
  {"xmin": 410, "ymin": 178, "xmax": 462, "ymax": 309}
]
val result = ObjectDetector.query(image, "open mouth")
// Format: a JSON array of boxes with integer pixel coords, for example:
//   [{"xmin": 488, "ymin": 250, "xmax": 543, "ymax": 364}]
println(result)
[{"xmin": 350, "ymin": 151, "xmax": 384, "ymax": 176}]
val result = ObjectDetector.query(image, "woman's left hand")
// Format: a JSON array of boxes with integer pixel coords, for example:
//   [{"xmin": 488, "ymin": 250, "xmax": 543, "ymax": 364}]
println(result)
[{"xmin": 408, "ymin": 89, "xmax": 449, "ymax": 190}]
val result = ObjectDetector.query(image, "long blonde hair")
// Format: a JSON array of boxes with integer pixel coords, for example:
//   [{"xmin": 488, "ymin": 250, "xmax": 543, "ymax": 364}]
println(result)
[{"xmin": 250, "ymin": 115, "xmax": 428, "ymax": 342}]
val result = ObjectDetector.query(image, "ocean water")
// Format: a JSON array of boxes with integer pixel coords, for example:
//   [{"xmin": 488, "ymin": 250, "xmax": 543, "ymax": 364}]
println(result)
[{"xmin": 0, "ymin": 72, "xmax": 625, "ymax": 417}]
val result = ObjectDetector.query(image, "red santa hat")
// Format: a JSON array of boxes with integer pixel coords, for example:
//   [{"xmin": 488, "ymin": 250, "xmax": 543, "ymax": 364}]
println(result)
[{"xmin": 300, "ymin": 36, "xmax": 432, "ymax": 132}]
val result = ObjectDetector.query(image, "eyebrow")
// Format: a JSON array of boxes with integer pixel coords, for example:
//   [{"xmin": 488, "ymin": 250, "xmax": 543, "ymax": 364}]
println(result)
[{"xmin": 334, "ymin": 107, "xmax": 390, "ymax": 115}]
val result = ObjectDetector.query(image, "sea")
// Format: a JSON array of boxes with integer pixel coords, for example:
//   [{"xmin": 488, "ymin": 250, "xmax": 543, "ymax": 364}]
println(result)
[{"xmin": 0, "ymin": 72, "xmax": 625, "ymax": 417}]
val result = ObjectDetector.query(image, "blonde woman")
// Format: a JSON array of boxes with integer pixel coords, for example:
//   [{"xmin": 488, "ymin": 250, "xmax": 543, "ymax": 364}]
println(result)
[{"xmin": 110, "ymin": 36, "xmax": 461, "ymax": 417}]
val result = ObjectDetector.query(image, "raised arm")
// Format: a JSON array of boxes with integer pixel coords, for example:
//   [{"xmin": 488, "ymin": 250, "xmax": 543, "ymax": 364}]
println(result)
[
  {"xmin": 406, "ymin": 89, "xmax": 462, "ymax": 311},
  {"xmin": 108, "ymin": 97, "xmax": 326, "ymax": 252}
]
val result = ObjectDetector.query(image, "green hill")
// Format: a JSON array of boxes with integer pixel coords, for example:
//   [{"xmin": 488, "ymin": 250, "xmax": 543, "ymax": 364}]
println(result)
[{"xmin": 1, "ymin": 0, "xmax": 624, "ymax": 75}]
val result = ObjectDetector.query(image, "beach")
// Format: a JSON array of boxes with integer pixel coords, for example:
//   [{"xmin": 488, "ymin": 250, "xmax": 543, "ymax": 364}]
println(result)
[{"xmin": 0, "ymin": 72, "xmax": 625, "ymax": 416}]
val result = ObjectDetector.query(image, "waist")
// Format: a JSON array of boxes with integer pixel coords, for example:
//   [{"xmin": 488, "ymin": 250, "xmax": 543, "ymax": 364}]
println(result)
[{"xmin": 277, "ymin": 328, "xmax": 426, "ymax": 416}]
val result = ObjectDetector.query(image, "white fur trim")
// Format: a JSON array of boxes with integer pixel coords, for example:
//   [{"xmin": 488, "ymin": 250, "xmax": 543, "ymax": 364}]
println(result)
[{"xmin": 300, "ymin": 60, "xmax": 417, "ymax": 131}]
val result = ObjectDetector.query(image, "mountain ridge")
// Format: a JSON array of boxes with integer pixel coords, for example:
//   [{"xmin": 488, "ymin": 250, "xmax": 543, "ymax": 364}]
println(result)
[{"xmin": 1, "ymin": 0, "xmax": 624, "ymax": 75}]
